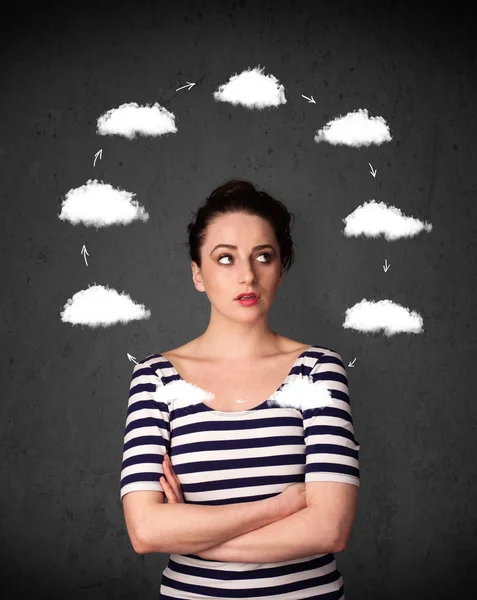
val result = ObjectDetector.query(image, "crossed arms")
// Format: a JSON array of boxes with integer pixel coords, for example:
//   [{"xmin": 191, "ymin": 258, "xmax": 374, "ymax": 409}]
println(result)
[
  {"xmin": 137, "ymin": 481, "xmax": 359, "ymax": 563},
  {"xmin": 195, "ymin": 481, "xmax": 358, "ymax": 562}
]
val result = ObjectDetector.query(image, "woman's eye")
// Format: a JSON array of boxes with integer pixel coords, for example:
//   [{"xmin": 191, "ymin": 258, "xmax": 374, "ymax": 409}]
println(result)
[{"xmin": 218, "ymin": 253, "xmax": 272, "ymax": 265}]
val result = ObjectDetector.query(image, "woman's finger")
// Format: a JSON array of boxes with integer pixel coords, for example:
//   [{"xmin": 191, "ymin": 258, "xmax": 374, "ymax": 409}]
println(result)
[
  {"xmin": 163, "ymin": 462, "xmax": 183, "ymax": 502},
  {"xmin": 160, "ymin": 476, "xmax": 177, "ymax": 503},
  {"xmin": 163, "ymin": 456, "xmax": 177, "ymax": 482},
  {"xmin": 164, "ymin": 456, "xmax": 184, "ymax": 502},
  {"xmin": 164, "ymin": 456, "xmax": 179, "ymax": 483},
  {"xmin": 163, "ymin": 458, "xmax": 178, "ymax": 489}
]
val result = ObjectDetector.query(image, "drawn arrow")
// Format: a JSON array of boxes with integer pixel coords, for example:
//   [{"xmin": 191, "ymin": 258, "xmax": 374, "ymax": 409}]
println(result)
[
  {"xmin": 94, "ymin": 149, "xmax": 102, "ymax": 167},
  {"xmin": 383, "ymin": 259, "xmax": 391, "ymax": 272},
  {"xmin": 348, "ymin": 358, "xmax": 357, "ymax": 368},
  {"xmin": 127, "ymin": 353, "xmax": 138, "ymax": 364},
  {"xmin": 81, "ymin": 245, "xmax": 89, "ymax": 266},
  {"xmin": 176, "ymin": 81, "xmax": 196, "ymax": 92},
  {"xmin": 368, "ymin": 163, "xmax": 377, "ymax": 178},
  {"xmin": 301, "ymin": 94, "xmax": 316, "ymax": 104}
]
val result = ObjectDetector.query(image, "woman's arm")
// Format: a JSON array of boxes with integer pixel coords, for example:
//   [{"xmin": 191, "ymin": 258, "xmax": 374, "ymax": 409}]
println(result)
[
  {"xmin": 138, "ymin": 495, "xmax": 284, "ymax": 555},
  {"xmin": 148, "ymin": 453, "xmax": 309, "ymax": 558},
  {"xmin": 196, "ymin": 505, "xmax": 339, "ymax": 563}
]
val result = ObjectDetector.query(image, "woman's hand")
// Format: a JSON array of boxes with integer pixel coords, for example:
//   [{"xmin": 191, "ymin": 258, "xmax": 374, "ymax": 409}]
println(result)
[
  {"xmin": 276, "ymin": 482, "xmax": 307, "ymax": 518},
  {"xmin": 160, "ymin": 453, "xmax": 185, "ymax": 503}
]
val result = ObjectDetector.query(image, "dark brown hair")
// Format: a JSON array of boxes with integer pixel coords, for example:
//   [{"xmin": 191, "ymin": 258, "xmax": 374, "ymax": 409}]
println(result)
[{"xmin": 185, "ymin": 179, "xmax": 296, "ymax": 272}]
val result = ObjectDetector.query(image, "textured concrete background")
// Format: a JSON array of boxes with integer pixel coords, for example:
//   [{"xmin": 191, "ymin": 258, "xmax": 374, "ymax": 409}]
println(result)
[{"xmin": 1, "ymin": 0, "xmax": 476, "ymax": 598}]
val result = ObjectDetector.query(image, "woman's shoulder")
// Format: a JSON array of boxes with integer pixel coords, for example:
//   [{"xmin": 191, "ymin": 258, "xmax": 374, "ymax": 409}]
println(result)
[{"xmin": 161, "ymin": 339, "xmax": 199, "ymax": 359}]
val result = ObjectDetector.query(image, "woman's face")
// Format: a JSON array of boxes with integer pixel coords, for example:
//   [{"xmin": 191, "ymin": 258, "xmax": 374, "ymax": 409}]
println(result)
[{"xmin": 192, "ymin": 212, "xmax": 284, "ymax": 317}]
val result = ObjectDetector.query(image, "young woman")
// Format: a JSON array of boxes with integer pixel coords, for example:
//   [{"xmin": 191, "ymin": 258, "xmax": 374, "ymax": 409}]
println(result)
[{"xmin": 121, "ymin": 179, "xmax": 360, "ymax": 599}]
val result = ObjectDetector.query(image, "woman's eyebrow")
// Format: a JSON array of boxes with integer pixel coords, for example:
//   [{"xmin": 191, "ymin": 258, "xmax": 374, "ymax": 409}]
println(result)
[{"xmin": 210, "ymin": 243, "xmax": 275, "ymax": 254}]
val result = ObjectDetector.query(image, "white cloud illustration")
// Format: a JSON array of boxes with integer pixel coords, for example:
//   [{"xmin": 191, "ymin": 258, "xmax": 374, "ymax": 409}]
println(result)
[
  {"xmin": 315, "ymin": 108, "xmax": 392, "ymax": 147},
  {"xmin": 97, "ymin": 102, "xmax": 177, "ymax": 139},
  {"xmin": 343, "ymin": 200, "xmax": 432, "ymax": 240},
  {"xmin": 214, "ymin": 65, "xmax": 287, "ymax": 109},
  {"xmin": 269, "ymin": 378, "xmax": 336, "ymax": 412},
  {"xmin": 61, "ymin": 285, "xmax": 151, "ymax": 327},
  {"xmin": 155, "ymin": 379, "xmax": 215, "ymax": 410},
  {"xmin": 58, "ymin": 179, "xmax": 149, "ymax": 228},
  {"xmin": 344, "ymin": 299, "xmax": 424, "ymax": 336}
]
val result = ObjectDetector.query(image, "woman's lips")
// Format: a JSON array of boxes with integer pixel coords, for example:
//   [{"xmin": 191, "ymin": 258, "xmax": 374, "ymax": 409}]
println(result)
[{"xmin": 236, "ymin": 295, "xmax": 260, "ymax": 305}]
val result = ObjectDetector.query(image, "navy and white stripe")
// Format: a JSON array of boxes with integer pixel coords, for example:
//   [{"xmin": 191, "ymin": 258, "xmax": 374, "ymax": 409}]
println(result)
[{"xmin": 120, "ymin": 345, "xmax": 360, "ymax": 599}]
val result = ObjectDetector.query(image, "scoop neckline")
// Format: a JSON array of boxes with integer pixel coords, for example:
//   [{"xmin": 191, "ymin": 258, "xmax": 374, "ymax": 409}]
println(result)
[{"xmin": 158, "ymin": 344, "xmax": 316, "ymax": 415}]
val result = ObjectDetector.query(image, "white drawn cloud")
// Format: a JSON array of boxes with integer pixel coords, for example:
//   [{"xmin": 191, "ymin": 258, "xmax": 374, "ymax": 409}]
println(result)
[
  {"xmin": 58, "ymin": 179, "xmax": 149, "ymax": 228},
  {"xmin": 97, "ymin": 102, "xmax": 177, "ymax": 139},
  {"xmin": 214, "ymin": 65, "xmax": 287, "ymax": 109},
  {"xmin": 155, "ymin": 380, "xmax": 215, "ymax": 410},
  {"xmin": 61, "ymin": 284, "xmax": 151, "ymax": 327},
  {"xmin": 343, "ymin": 200, "xmax": 432, "ymax": 241},
  {"xmin": 344, "ymin": 299, "xmax": 424, "ymax": 336},
  {"xmin": 269, "ymin": 377, "xmax": 336, "ymax": 412},
  {"xmin": 315, "ymin": 108, "xmax": 392, "ymax": 147}
]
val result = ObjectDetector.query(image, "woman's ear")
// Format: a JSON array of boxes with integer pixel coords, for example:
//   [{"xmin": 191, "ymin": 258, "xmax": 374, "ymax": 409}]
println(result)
[{"xmin": 191, "ymin": 262, "xmax": 205, "ymax": 292}]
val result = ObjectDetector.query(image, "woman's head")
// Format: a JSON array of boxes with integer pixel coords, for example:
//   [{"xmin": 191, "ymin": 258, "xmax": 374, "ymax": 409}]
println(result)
[
  {"xmin": 186, "ymin": 179, "xmax": 295, "ymax": 273},
  {"xmin": 184, "ymin": 179, "xmax": 296, "ymax": 319}
]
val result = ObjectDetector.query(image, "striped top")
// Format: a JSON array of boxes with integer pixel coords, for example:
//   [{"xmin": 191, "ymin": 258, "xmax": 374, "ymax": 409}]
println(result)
[{"xmin": 120, "ymin": 345, "xmax": 360, "ymax": 600}]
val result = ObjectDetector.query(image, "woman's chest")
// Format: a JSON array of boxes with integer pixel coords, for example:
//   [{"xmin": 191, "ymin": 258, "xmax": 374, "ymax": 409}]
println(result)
[
  {"xmin": 198, "ymin": 372, "xmax": 282, "ymax": 411},
  {"xmin": 164, "ymin": 352, "xmax": 301, "ymax": 412}
]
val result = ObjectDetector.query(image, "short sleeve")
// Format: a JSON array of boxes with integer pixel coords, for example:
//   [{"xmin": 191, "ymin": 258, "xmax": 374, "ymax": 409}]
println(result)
[
  {"xmin": 304, "ymin": 349, "xmax": 360, "ymax": 487},
  {"xmin": 119, "ymin": 360, "xmax": 170, "ymax": 502}
]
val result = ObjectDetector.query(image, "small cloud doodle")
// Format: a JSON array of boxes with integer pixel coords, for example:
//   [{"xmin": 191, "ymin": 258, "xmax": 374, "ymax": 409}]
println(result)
[
  {"xmin": 58, "ymin": 179, "xmax": 149, "ymax": 228},
  {"xmin": 343, "ymin": 200, "xmax": 432, "ymax": 241},
  {"xmin": 214, "ymin": 65, "xmax": 287, "ymax": 109},
  {"xmin": 97, "ymin": 102, "xmax": 177, "ymax": 139},
  {"xmin": 315, "ymin": 108, "xmax": 392, "ymax": 147},
  {"xmin": 344, "ymin": 299, "xmax": 424, "ymax": 336},
  {"xmin": 61, "ymin": 284, "xmax": 151, "ymax": 327}
]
